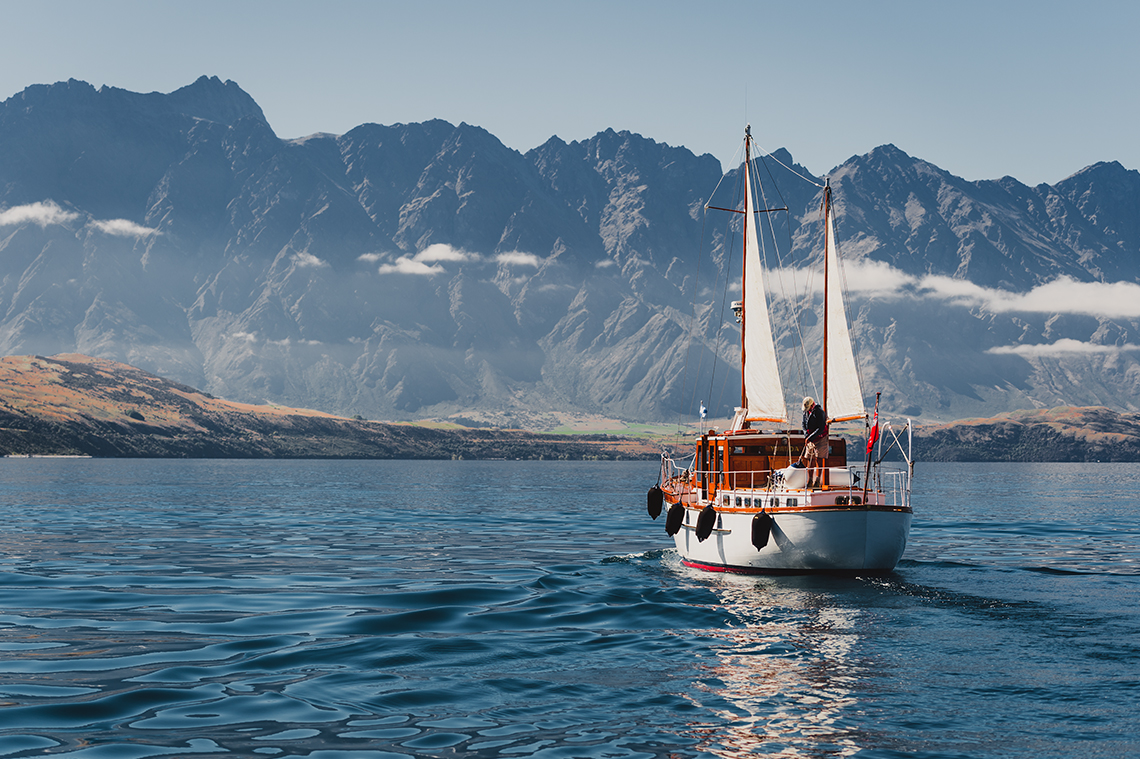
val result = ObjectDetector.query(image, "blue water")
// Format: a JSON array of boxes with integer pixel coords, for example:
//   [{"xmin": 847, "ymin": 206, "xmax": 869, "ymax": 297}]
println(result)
[{"xmin": 0, "ymin": 460, "xmax": 1137, "ymax": 758}]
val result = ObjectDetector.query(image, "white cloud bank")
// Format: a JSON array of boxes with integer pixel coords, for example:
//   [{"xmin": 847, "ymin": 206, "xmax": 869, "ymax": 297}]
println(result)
[
  {"xmin": 418, "ymin": 243, "xmax": 479, "ymax": 263},
  {"xmin": 986, "ymin": 339, "xmax": 1140, "ymax": 357},
  {"xmin": 378, "ymin": 256, "xmax": 445, "ymax": 275},
  {"xmin": 294, "ymin": 251, "xmax": 327, "ymax": 268},
  {"xmin": 0, "ymin": 201, "xmax": 80, "ymax": 227},
  {"xmin": 371, "ymin": 244, "xmax": 543, "ymax": 275},
  {"xmin": 495, "ymin": 251, "xmax": 542, "ymax": 267},
  {"xmin": 0, "ymin": 201, "xmax": 159, "ymax": 237},
  {"xmin": 91, "ymin": 218, "xmax": 159, "ymax": 238},
  {"xmin": 773, "ymin": 259, "xmax": 1140, "ymax": 320},
  {"xmin": 375, "ymin": 244, "xmax": 476, "ymax": 274}
]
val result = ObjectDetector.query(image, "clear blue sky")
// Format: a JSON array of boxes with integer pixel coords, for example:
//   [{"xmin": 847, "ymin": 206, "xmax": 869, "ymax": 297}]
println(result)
[{"xmin": 2, "ymin": 0, "xmax": 1135, "ymax": 186}]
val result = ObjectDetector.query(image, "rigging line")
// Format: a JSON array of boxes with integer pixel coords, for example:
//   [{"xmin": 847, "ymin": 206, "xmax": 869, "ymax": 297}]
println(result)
[
  {"xmin": 701, "ymin": 139, "xmax": 745, "ymax": 213},
  {"xmin": 678, "ymin": 207, "xmax": 712, "ymax": 432},
  {"xmin": 705, "ymin": 157, "xmax": 747, "ymax": 421},
  {"xmin": 684, "ymin": 139, "xmax": 744, "ymax": 428},
  {"xmin": 828, "ymin": 193, "xmax": 869, "ymax": 401},
  {"xmin": 753, "ymin": 140, "xmax": 823, "ymax": 188},
  {"xmin": 777, "ymin": 181, "xmax": 824, "ymax": 404},
  {"xmin": 752, "ymin": 149, "xmax": 817, "ymax": 421},
  {"xmin": 755, "ymin": 150, "xmax": 794, "ymax": 222},
  {"xmin": 716, "ymin": 341, "xmax": 737, "ymax": 425},
  {"xmin": 750, "ymin": 152, "xmax": 786, "ymax": 418},
  {"xmin": 792, "ymin": 195, "xmax": 821, "ymax": 404}
]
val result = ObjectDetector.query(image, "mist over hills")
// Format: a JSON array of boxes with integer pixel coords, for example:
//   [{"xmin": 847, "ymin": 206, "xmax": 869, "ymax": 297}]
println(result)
[{"xmin": 0, "ymin": 76, "xmax": 1137, "ymax": 427}]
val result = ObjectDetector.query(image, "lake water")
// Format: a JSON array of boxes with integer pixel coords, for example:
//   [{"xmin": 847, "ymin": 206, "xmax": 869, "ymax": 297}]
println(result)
[{"xmin": 0, "ymin": 459, "xmax": 1137, "ymax": 758}]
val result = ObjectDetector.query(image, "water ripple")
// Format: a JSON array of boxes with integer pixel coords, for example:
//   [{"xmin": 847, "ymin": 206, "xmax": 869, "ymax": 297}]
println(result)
[{"xmin": 0, "ymin": 460, "xmax": 1136, "ymax": 758}]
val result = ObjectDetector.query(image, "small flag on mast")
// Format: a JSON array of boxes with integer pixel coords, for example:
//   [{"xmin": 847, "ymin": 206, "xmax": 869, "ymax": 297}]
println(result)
[
  {"xmin": 699, "ymin": 401, "xmax": 707, "ymax": 421},
  {"xmin": 866, "ymin": 408, "xmax": 879, "ymax": 456}
]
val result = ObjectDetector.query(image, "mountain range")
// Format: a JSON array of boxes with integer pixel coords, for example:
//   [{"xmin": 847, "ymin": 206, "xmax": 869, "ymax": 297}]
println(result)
[{"xmin": 0, "ymin": 76, "xmax": 1137, "ymax": 427}]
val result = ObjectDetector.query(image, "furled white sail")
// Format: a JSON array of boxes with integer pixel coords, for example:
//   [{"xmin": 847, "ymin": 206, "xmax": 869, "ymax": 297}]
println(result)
[
  {"xmin": 823, "ymin": 199, "xmax": 865, "ymax": 421},
  {"xmin": 741, "ymin": 158, "xmax": 788, "ymax": 424}
]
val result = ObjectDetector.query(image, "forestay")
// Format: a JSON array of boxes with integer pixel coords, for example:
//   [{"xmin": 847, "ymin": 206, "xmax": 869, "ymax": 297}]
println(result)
[
  {"xmin": 823, "ymin": 196, "xmax": 865, "ymax": 421},
  {"xmin": 741, "ymin": 152, "xmax": 788, "ymax": 424}
]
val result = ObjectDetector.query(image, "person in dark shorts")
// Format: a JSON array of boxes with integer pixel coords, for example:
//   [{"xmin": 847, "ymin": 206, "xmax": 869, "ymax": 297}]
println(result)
[{"xmin": 801, "ymin": 396, "xmax": 829, "ymax": 489}]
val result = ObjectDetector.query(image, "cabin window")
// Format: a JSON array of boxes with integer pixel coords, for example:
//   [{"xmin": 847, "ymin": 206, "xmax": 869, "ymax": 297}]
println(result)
[
  {"xmin": 735, "ymin": 496, "xmax": 742, "ymax": 506},
  {"xmin": 771, "ymin": 497, "xmax": 780, "ymax": 508},
  {"xmin": 788, "ymin": 498, "xmax": 797, "ymax": 507},
  {"xmin": 744, "ymin": 497, "xmax": 751, "ymax": 507},
  {"xmin": 733, "ymin": 446, "xmax": 744, "ymax": 455},
  {"xmin": 722, "ymin": 494, "xmax": 730, "ymax": 506}
]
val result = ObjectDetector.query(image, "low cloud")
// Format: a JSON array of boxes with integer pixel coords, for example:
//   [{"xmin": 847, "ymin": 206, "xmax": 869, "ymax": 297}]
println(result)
[
  {"xmin": 912, "ymin": 274, "xmax": 1140, "ymax": 319},
  {"xmin": 378, "ymin": 256, "xmax": 445, "ymax": 276},
  {"xmin": 0, "ymin": 201, "xmax": 80, "ymax": 228},
  {"xmin": 294, "ymin": 251, "xmax": 327, "ymax": 268},
  {"xmin": 0, "ymin": 202, "xmax": 162, "ymax": 238},
  {"xmin": 418, "ymin": 243, "xmax": 479, "ymax": 263},
  {"xmin": 986, "ymin": 339, "xmax": 1140, "ymax": 357},
  {"xmin": 595, "ymin": 259, "xmax": 616, "ymax": 268},
  {"xmin": 266, "ymin": 337, "xmax": 323, "ymax": 347},
  {"xmin": 772, "ymin": 259, "xmax": 1140, "ymax": 320},
  {"xmin": 496, "ymin": 251, "xmax": 542, "ymax": 267},
  {"xmin": 376, "ymin": 244, "xmax": 478, "ymax": 275},
  {"xmin": 229, "ymin": 331, "xmax": 258, "ymax": 343},
  {"xmin": 358, "ymin": 252, "xmax": 385, "ymax": 263},
  {"xmin": 90, "ymin": 218, "xmax": 159, "ymax": 237}
]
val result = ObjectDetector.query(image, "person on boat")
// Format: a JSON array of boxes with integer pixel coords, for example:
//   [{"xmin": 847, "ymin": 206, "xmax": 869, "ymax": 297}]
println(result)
[{"xmin": 801, "ymin": 396, "xmax": 829, "ymax": 489}]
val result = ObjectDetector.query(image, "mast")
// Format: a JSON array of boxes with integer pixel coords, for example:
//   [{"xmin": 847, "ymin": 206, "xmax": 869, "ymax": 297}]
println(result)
[
  {"xmin": 740, "ymin": 127, "xmax": 751, "ymax": 411},
  {"xmin": 713, "ymin": 126, "xmax": 788, "ymax": 427},
  {"xmin": 822, "ymin": 180, "xmax": 830, "ymax": 416}
]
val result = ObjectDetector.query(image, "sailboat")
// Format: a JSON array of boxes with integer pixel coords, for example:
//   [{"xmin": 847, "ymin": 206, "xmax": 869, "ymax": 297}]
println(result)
[{"xmin": 647, "ymin": 126, "xmax": 913, "ymax": 573}]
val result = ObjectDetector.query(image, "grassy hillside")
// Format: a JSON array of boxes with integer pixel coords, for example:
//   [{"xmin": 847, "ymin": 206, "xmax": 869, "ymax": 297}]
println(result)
[
  {"xmin": 0, "ymin": 355, "xmax": 656, "ymax": 460},
  {"xmin": 914, "ymin": 407, "xmax": 1140, "ymax": 462}
]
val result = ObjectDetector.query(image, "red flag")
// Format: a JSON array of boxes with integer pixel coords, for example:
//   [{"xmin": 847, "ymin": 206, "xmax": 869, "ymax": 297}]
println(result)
[{"xmin": 866, "ymin": 412, "xmax": 879, "ymax": 456}]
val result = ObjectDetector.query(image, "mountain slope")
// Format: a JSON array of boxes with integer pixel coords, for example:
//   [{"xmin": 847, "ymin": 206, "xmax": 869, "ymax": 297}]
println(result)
[
  {"xmin": 915, "ymin": 406, "xmax": 1140, "ymax": 462},
  {"xmin": 0, "ymin": 354, "xmax": 653, "ymax": 459}
]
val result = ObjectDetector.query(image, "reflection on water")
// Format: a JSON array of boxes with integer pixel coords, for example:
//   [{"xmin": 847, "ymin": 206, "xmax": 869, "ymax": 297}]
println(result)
[{"xmin": 680, "ymin": 575, "xmax": 869, "ymax": 758}]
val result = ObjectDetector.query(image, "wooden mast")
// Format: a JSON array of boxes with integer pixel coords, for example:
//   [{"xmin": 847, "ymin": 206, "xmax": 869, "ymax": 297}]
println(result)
[
  {"xmin": 740, "ymin": 126, "xmax": 751, "ymax": 411},
  {"xmin": 822, "ymin": 180, "xmax": 831, "ymax": 418}
]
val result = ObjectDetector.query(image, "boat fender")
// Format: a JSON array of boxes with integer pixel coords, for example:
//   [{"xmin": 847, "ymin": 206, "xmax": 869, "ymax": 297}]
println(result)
[
  {"xmin": 751, "ymin": 512, "xmax": 773, "ymax": 550},
  {"xmin": 695, "ymin": 505, "xmax": 717, "ymax": 542},
  {"xmin": 647, "ymin": 486, "xmax": 664, "ymax": 519},
  {"xmin": 665, "ymin": 503, "xmax": 685, "ymax": 537}
]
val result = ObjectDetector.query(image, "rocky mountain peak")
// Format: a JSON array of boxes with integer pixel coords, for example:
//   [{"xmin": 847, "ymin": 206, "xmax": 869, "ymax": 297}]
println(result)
[{"xmin": 164, "ymin": 75, "xmax": 267, "ymax": 126}]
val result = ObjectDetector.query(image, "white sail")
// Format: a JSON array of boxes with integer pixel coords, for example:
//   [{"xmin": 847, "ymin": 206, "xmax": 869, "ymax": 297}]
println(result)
[
  {"xmin": 824, "ymin": 199, "xmax": 865, "ymax": 421},
  {"xmin": 741, "ymin": 156, "xmax": 788, "ymax": 424}
]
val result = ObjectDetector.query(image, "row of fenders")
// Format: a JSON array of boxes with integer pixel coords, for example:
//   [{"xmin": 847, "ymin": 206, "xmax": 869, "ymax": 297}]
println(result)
[{"xmin": 647, "ymin": 485, "xmax": 772, "ymax": 551}]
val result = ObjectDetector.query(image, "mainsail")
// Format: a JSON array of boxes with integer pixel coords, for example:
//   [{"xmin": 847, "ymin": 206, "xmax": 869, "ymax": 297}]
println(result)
[
  {"xmin": 740, "ymin": 146, "xmax": 788, "ymax": 424},
  {"xmin": 823, "ymin": 187, "xmax": 865, "ymax": 421}
]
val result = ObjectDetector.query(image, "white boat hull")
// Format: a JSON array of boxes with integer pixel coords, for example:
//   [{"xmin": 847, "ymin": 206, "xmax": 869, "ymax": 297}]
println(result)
[{"xmin": 671, "ymin": 496, "xmax": 911, "ymax": 573}]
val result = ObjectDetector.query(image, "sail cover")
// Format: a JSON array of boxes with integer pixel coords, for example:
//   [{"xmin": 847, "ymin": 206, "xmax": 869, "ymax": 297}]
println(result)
[
  {"xmin": 824, "ymin": 206, "xmax": 865, "ymax": 420},
  {"xmin": 741, "ymin": 160, "xmax": 788, "ymax": 423}
]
